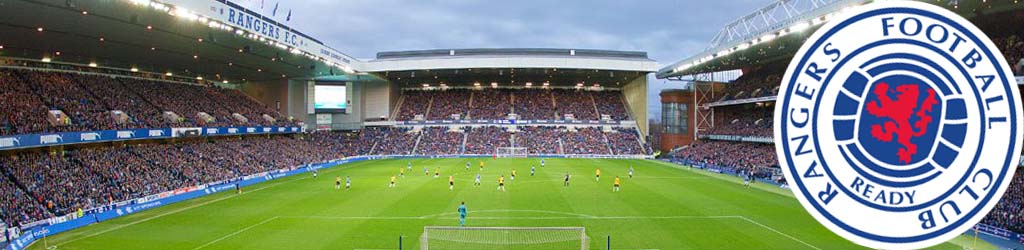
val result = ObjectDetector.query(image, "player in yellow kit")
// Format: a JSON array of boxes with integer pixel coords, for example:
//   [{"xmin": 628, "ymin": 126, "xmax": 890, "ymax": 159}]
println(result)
[
  {"xmin": 511, "ymin": 169, "xmax": 517, "ymax": 181},
  {"xmin": 449, "ymin": 175, "xmax": 455, "ymax": 191},
  {"xmin": 434, "ymin": 168, "xmax": 440, "ymax": 178},
  {"xmin": 595, "ymin": 168, "xmax": 601, "ymax": 182},
  {"xmin": 497, "ymin": 175, "xmax": 506, "ymax": 192},
  {"xmin": 400, "ymin": 167, "xmax": 405, "ymax": 178},
  {"xmin": 479, "ymin": 161, "xmax": 485, "ymax": 171},
  {"xmin": 389, "ymin": 175, "xmax": 397, "ymax": 188},
  {"xmin": 613, "ymin": 176, "xmax": 621, "ymax": 192}
]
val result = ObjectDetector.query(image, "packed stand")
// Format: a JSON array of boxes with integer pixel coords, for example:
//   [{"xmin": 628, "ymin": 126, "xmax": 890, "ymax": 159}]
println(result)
[
  {"xmin": 592, "ymin": 90, "xmax": 629, "ymax": 120},
  {"xmin": 305, "ymin": 131, "xmax": 373, "ymax": 158},
  {"xmin": 668, "ymin": 140, "xmax": 778, "ymax": 180},
  {"xmin": 74, "ymin": 75, "xmax": 181, "ymax": 128},
  {"xmin": 74, "ymin": 147, "xmax": 182, "ymax": 204},
  {"xmin": 553, "ymin": 90, "xmax": 599, "ymax": 120},
  {"xmin": 130, "ymin": 143, "xmax": 236, "ymax": 186},
  {"xmin": 993, "ymin": 35, "xmax": 1024, "ymax": 75},
  {"xmin": 0, "ymin": 135, "xmax": 333, "ymax": 223},
  {"xmin": 210, "ymin": 88, "xmax": 291, "ymax": 126},
  {"xmin": 469, "ymin": 89, "xmax": 512, "ymax": 119},
  {"xmin": 464, "ymin": 127, "xmax": 512, "ymax": 154},
  {"xmin": 370, "ymin": 127, "xmax": 418, "ymax": 155},
  {"xmin": 1, "ymin": 152, "xmax": 111, "ymax": 217},
  {"xmin": 0, "ymin": 174, "xmax": 50, "ymax": 227},
  {"xmin": 27, "ymin": 72, "xmax": 110, "ymax": 132},
  {"xmin": 415, "ymin": 127, "xmax": 464, "ymax": 155},
  {"xmin": 707, "ymin": 105, "xmax": 774, "ymax": 137},
  {"xmin": 396, "ymin": 91, "xmax": 433, "ymax": 120},
  {"xmin": 717, "ymin": 63, "xmax": 784, "ymax": 102},
  {"xmin": 0, "ymin": 71, "xmax": 55, "ymax": 135},
  {"xmin": 560, "ymin": 127, "xmax": 612, "ymax": 155},
  {"xmin": 514, "ymin": 126, "xmax": 563, "ymax": 155},
  {"xmin": 605, "ymin": 128, "xmax": 647, "ymax": 155},
  {"xmin": 0, "ymin": 68, "xmax": 297, "ymax": 136},
  {"xmin": 512, "ymin": 89, "xmax": 556, "ymax": 120},
  {"xmin": 426, "ymin": 89, "xmax": 470, "ymax": 120},
  {"xmin": 981, "ymin": 168, "xmax": 1023, "ymax": 234}
]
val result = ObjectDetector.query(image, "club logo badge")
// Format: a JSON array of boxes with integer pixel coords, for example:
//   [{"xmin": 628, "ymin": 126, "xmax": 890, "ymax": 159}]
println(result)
[{"xmin": 775, "ymin": 1, "xmax": 1022, "ymax": 249}]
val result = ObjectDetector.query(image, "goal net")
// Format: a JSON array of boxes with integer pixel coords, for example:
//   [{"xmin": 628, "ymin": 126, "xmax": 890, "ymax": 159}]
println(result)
[
  {"xmin": 420, "ymin": 226, "xmax": 589, "ymax": 250},
  {"xmin": 495, "ymin": 147, "xmax": 529, "ymax": 158}
]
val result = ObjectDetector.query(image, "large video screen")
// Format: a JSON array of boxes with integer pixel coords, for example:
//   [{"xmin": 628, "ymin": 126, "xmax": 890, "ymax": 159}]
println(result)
[{"xmin": 314, "ymin": 85, "xmax": 347, "ymax": 112}]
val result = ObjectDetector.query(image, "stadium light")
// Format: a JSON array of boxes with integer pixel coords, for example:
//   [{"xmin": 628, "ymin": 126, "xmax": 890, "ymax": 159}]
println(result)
[
  {"xmin": 88, "ymin": 62, "xmax": 97, "ymax": 67},
  {"xmin": 222, "ymin": 80, "xmax": 229, "ymax": 84},
  {"xmin": 165, "ymin": 72, "xmax": 173, "ymax": 76},
  {"xmin": 490, "ymin": 82, "xmax": 498, "ymax": 88},
  {"xmin": 130, "ymin": 67, "xmax": 139, "ymax": 72},
  {"xmin": 788, "ymin": 22, "xmax": 811, "ymax": 33},
  {"xmin": 36, "ymin": 27, "xmax": 43, "ymax": 32},
  {"xmin": 196, "ymin": 76, "xmax": 203, "ymax": 80},
  {"xmin": 473, "ymin": 82, "xmax": 481, "ymax": 87},
  {"xmin": 525, "ymin": 82, "xmax": 533, "ymax": 87},
  {"xmin": 542, "ymin": 82, "xmax": 550, "ymax": 86},
  {"xmin": 41, "ymin": 57, "xmax": 51, "ymax": 63}
]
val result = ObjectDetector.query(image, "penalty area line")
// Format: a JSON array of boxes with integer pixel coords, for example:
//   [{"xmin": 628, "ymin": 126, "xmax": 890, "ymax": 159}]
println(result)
[
  {"xmin": 54, "ymin": 176, "xmax": 304, "ymax": 247},
  {"xmin": 191, "ymin": 216, "xmax": 279, "ymax": 250},
  {"xmin": 54, "ymin": 164, "xmax": 356, "ymax": 247},
  {"xmin": 738, "ymin": 216, "xmax": 821, "ymax": 250}
]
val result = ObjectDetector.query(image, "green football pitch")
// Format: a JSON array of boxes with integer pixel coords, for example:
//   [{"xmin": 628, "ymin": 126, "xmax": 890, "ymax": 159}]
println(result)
[{"xmin": 26, "ymin": 158, "xmax": 993, "ymax": 250}]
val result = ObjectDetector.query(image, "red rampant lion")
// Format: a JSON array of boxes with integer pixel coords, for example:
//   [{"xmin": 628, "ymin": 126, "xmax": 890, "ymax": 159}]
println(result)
[{"xmin": 864, "ymin": 82, "xmax": 939, "ymax": 164}]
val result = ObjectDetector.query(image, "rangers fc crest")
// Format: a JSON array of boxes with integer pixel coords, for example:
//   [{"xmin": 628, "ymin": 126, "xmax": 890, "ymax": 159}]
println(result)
[{"xmin": 775, "ymin": 1, "xmax": 1022, "ymax": 249}]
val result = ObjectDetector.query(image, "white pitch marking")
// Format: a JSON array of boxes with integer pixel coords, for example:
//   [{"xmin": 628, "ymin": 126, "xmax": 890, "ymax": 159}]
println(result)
[
  {"xmin": 55, "ymin": 180, "xmax": 297, "ymax": 247},
  {"xmin": 191, "ymin": 216, "xmax": 279, "ymax": 250},
  {"xmin": 738, "ymin": 216, "xmax": 822, "ymax": 250}
]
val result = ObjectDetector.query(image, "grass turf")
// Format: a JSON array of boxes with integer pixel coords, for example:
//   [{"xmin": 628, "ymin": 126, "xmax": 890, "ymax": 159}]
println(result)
[{"xmin": 26, "ymin": 158, "xmax": 991, "ymax": 250}]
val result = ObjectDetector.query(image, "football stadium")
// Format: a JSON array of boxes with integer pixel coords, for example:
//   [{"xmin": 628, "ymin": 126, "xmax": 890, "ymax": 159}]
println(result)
[{"xmin": 0, "ymin": 0, "xmax": 1021, "ymax": 249}]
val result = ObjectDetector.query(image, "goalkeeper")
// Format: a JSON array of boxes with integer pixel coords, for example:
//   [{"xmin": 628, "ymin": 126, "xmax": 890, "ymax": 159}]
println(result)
[{"xmin": 458, "ymin": 201, "xmax": 468, "ymax": 227}]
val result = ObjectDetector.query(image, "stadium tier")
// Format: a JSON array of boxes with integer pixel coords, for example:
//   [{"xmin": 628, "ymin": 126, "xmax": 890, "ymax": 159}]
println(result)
[
  {"xmin": 0, "ymin": 68, "xmax": 295, "ymax": 136},
  {"xmin": 394, "ymin": 88, "xmax": 631, "ymax": 121}
]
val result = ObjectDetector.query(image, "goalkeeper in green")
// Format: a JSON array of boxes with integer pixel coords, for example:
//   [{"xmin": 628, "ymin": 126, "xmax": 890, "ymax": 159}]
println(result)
[{"xmin": 458, "ymin": 202, "xmax": 468, "ymax": 227}]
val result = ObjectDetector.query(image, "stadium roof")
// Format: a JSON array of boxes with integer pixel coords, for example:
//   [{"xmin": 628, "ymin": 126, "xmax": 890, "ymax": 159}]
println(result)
[
  {"xmin": 362, "ymin": 48, "xmax": 657, "ymax": 87},
  {"xmin": 656, "ymin": 0, "xmax": 1024, "ymax": 79},
  {"xmin": 0, "ymin": 0, "xmax": 357, "ymax": 83}
]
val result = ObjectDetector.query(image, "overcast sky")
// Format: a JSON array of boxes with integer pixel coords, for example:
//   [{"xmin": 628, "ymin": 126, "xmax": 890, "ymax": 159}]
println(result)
[{"xmin": 269, "ymin": 0, "xmax": 775, "ymax": 120}]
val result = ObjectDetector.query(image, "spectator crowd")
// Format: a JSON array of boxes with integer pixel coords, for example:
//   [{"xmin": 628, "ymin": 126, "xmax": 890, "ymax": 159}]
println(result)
[
  {"xmin": 394, "ymin": 88, "xmax": 629, "ymax": 121},
  {"xmin": 0, "ymin": 68, "xmax": 295, "ymax": 136}
]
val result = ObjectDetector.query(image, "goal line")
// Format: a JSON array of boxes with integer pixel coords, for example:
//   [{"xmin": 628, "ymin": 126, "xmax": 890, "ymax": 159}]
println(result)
[{"xmin": 420, "ymin": 226, "xmax": 589, "ymax": 250}]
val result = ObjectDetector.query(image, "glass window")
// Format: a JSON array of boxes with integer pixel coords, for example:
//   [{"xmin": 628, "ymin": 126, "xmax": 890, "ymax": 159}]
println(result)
[{"xmin": 661, "ymin": 103, "xmax": 688, "ymax": 134}]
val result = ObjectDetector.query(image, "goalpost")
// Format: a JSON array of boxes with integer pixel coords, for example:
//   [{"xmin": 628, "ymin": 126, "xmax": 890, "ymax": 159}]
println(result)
[
  {"xmin": 495, "ymin": 147, "xmax": 529, "ymax": 158},
  {"xmin": 419, "ymin": 226, "xmax": 589, "ymax": 250}
]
